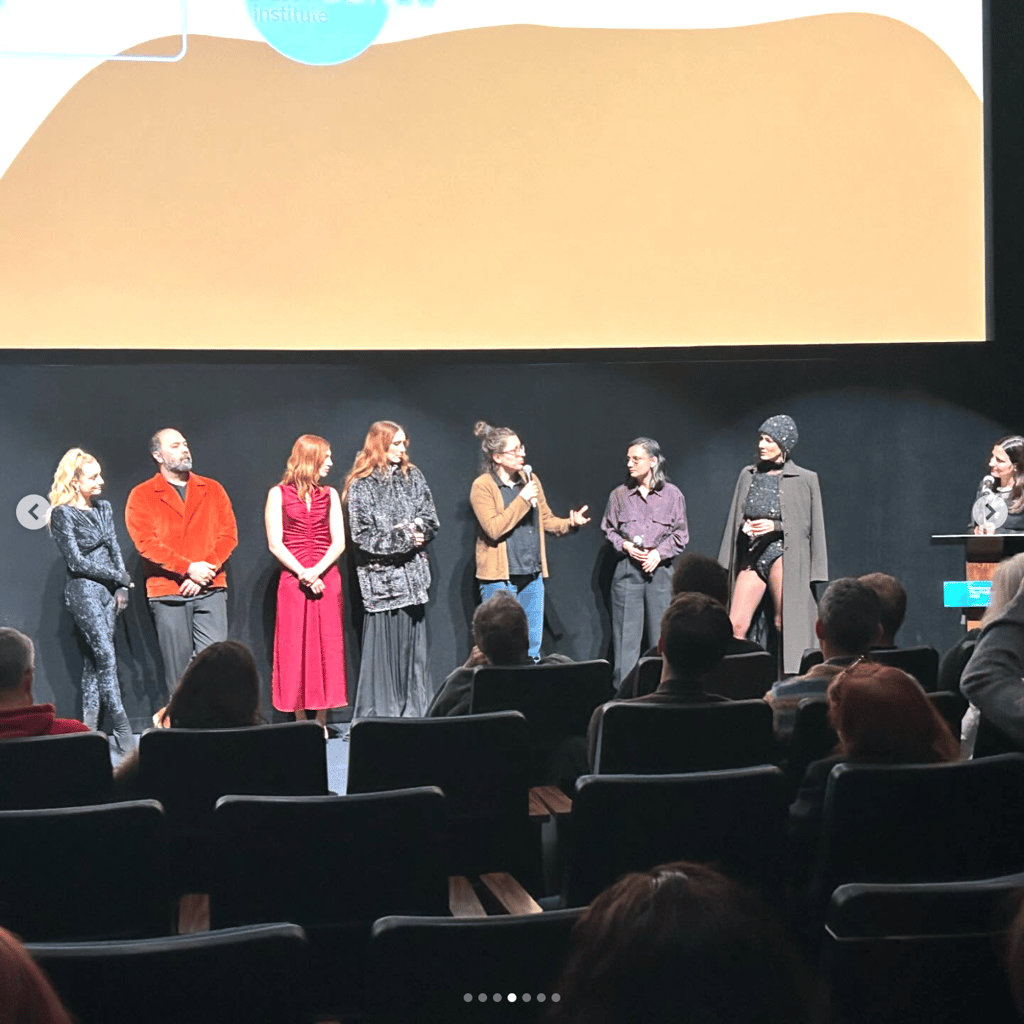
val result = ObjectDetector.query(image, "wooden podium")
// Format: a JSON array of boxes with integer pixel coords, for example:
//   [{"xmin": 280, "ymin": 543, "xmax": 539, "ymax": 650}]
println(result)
[{"xmin": 931, "ymin": 533, "xmax": 1024, "ymax": 624}]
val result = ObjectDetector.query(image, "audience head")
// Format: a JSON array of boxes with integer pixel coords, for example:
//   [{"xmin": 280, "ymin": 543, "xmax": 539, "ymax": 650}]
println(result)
[
  {"xmin": 547, "ymin": 861, "xmax": 818, "ymax": 1024},
  {"xmin": 473, "ymin": 592, "xmax": 530, "ymax": 665},
  {"xmin": 815, "ymin": 578, "xmax": 882, "ymax": 658},
  {"xmin": 857, "ymin": 572, "xmax": 907, "ymax": 647},
  {"xmin": 165, "ymin": 641, "xmax": 261, "ymax": 729},
  {"xmin": 0, "ymin": 927, "xmax": 74, "ymax": 1024},
  {"xmin": 827, "ymin": 661, "xmax": 959, "ymax": 764},
  {"xmin": 0, "ymin": 628, "xmax": 34, "ymax": 702},
  {"xmin": 980, "ymin": 553, "xmax": 1024, "ymax": 629},
  {"xmin": 659, "ymin": 593, "xmax": 733, "ymax": 678},
  {"xmin": 670, "ymin": 553, "xmax": 730, "ymax": 607}
]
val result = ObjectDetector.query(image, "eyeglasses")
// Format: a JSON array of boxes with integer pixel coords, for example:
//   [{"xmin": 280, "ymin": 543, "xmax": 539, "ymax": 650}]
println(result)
[
  {"xmin": 626, "ymin": 456, "xmax": 651, "ymax": 464},
  {"xmin": 502, "ymin": 444, "xmax": 525, "ymax": 455}
]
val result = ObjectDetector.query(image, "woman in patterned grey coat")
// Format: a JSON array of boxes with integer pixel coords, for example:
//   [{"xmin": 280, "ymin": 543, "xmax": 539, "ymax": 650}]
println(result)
[
  {"xmin": 343, "ymin": 421, "xmax": 439, "ymax": 717},
  {"xmin": 47, "ymin": 447, "xmax": 136, "ymax": 754}
]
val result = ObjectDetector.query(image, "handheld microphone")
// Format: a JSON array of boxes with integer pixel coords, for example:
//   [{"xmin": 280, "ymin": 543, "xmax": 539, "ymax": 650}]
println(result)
[
  {"xmin": 982, "ymin": 474, "xmax": 997, "ymax": 493},
  {"xmin": 632, "ymin": 534, "xmax": 645, "ymax": 550},
  {"xmin": 413, "ymin": 517, "xmax": 424, "ymax": 529},
  {"xmin": 522, "ymin": 464, "xmax": 537, "ymax": 508}
]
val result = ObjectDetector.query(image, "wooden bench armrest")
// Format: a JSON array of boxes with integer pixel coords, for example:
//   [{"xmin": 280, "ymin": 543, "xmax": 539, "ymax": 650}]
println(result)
[
  {"xmin": 480, "ymin": 872, "xmax": 543, "ymax": 915},
  {"xmin": 529, "ymin": 787, "xmax": 552, "ymax": 821},
  {"xmin": 531, "ymin": 784, "xmax": 573, "ymax": 816},
  {"xmin": 449, "ymin": 875, "xmax": 487, "ymax": 918}
]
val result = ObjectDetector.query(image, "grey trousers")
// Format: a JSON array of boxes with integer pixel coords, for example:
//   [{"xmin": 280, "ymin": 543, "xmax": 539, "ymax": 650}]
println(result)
[
  {"xmin": 609, "ymin": 559, "xmax": 673, "ymax": 688},
  {"xmin": 150, "ymin": 589, "xmax": 228, "ymax": 697}
]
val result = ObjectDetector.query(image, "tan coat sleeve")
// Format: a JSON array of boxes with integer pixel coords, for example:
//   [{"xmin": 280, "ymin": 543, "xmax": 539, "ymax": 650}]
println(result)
[
  {"xmin": 470, "ymin": 473, "xmax": 531, "ymax": 540},
  {"xmin": 535, "ymin": 477, "xmax": 573, "ymax": 536}
]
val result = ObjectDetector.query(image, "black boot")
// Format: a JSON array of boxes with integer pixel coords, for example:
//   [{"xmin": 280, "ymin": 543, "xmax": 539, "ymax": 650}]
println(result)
[{"xmin": 111, "ymin": 711, "xmax": 137, "ymax": 756}]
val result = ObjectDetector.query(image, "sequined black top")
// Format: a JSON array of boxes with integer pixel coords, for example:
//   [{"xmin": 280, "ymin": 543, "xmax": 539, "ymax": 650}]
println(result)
[{"xmin": 50, "ymin": 500, "xmax": 130, "ymax": 590}]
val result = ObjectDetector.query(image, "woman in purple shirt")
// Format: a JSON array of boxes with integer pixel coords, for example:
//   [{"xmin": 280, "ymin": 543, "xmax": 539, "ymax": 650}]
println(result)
[{"xmin": 601, "ymin": 437, "xmax": 689, "ymax": 688}]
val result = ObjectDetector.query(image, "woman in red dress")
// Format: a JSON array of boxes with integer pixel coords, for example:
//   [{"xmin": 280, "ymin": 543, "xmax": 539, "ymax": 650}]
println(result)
[{"xmin": 265, "ymin": 434, "xmax": 347, "ymax": 726}]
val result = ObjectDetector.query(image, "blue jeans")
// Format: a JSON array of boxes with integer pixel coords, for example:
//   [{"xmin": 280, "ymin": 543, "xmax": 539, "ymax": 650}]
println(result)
[{"xmin": 479, "ymin": 574, "xmax": 545, "ymax": 660}]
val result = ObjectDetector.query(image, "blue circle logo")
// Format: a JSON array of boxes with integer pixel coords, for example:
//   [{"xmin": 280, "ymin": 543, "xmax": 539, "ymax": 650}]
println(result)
[{"xmin": 246, "ymin": 0, "xmax": 391, "ymax": 67}]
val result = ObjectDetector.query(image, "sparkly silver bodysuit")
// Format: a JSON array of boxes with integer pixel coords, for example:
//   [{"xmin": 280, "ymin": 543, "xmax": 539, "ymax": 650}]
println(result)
[{"xmin": 741, "ymin": 470, "xmax": 783, "ymax": 582}]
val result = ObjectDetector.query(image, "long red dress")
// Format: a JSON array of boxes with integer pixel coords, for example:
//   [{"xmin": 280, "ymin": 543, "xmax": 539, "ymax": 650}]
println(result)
[{"xmin": 272, "ymin": 484, "xmax": 347, "ymax": 712}]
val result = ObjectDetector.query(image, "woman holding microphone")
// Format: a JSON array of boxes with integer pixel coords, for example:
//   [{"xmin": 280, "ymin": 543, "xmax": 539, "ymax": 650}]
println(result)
[{"xmin": 470, "ymin": 421, "xmax": 590, "ymax": 661}]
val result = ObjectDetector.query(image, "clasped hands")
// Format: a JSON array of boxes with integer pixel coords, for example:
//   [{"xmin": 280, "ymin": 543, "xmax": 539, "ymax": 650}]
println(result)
[
  {"xmin": 623, "ymin": 540, "xmax": 662, "ymax": 574},
  {"xmin": 180, "ymin": 560, "xmax": 217, "ymax": 597},
  {"xmin": 296, "ymin": 565, "xmax": 325, "ymax": 595},
  {"xmin": 742, "ymin": 518, "xmax": 775, "ymax": 538}
]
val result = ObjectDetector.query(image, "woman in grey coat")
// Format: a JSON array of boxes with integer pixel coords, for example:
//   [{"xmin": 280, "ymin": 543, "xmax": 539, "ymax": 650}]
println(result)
[
  {"xmin": 343, "ymin": 421, "xmax": 439, "ymax": 717},
  {"xmin": 718, "ymin": 415, "xmax": 827, "ymax": 676}
]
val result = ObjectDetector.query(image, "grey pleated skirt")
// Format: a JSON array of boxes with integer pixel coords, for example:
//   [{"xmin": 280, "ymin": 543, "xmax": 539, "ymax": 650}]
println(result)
[{"xmin": 352, "ymin": 604, "xmax": 430, "ymax": 718}]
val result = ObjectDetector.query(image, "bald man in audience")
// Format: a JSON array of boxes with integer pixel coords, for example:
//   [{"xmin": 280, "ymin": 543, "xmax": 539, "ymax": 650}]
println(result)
[{"xmin": 0, "ymin": 628, "xmax": 89, "ymax": 737}]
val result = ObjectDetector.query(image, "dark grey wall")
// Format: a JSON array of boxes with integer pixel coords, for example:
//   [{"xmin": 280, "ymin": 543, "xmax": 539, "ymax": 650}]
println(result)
[{"xmin": 0, "ymin": 351, "xmax": 1017, "ymax": 727}]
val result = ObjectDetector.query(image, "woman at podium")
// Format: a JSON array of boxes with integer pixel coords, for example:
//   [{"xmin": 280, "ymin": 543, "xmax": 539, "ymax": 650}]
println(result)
[{"xmin": 974, "ymin": 435, "xmax": 1024, "ymax": 534}]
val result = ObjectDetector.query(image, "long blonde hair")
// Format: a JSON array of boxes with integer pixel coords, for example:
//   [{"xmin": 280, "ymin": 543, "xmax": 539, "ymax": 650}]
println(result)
[
  {"xmin": 47, "ymin": 448, "xmax": 97, "ymax": 525},
  {"xmin": 280, "ymin": 434, "xmax": 330, "ymax": 503},
  {"xmin": 342, "ymin": 421, "xmax": 410, "ymax": 499}
]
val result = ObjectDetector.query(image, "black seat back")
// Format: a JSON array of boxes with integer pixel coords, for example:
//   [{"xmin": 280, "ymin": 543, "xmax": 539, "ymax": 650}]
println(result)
[
  {"xmin": 811, "ymin": 754, "xmax": 1024, "ymax": 912},
  {"xmin": 787, "ymin": 697, "xmax": 837, "ymax": 784},
  {"xmin": 211, "ymin": 788, "xmax": 449, "ymax": 1018},
  {"xmin": 28, "ymin": 923, "xmax": 314, "ymax": 1024},
  {"xmin": 593, "ymin": 700, "xmax": 775, "ymax": 774},
  {"xmin": 705, "ymin": 651, "xmax": 776, "ymax": 699},
  {"xmin": 0, "ymin": 800, "xmax": 172, "ymax": 940},
  {"xmin": 0, "ymin": 731, "xmax": 113, "ymax": 809},
  {"xmin": 470, "ymin": 661, "xmax": 613, "ymax": 784},
  {"xmin": 137, "ymin": 720, "xmax": 327, "ymax": 890},
  {"xmin": 366, "ymin": 909, "xmax": 584, "ymax": 1024},
  {"xmin": 824, "ymin": 875, "xmax": 1024, "ymax": 1024},
  {"xmin": 564, "ymin": 767, "xmax": 789, "ymax": 909},
  {"xmin": 873, "ymin": 646, "xmax": 940, "ymax": 692},
  {"xmin": 348, "ymin": 712, "xmax": 534, "ymax": 878}
]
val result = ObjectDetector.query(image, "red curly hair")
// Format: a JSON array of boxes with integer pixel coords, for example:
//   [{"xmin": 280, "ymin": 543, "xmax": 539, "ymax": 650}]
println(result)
[{"xmin": 280, "ymin": 434, "xmax": 331, "ymax": 502}]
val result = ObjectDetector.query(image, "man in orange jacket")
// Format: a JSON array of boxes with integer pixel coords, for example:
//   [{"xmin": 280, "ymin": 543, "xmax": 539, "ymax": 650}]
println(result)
[{"xmin": 125, "ymin": 428, "xmax": 238, "ymax": 698}]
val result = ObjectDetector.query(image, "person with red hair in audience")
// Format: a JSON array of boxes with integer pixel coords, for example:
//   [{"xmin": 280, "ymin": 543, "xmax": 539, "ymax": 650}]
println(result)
[
  {"xmin": 0, "ymin": 925, "xmax": 74, "ymax": 1024},
  {"xmin": 343, "ymin": 421, "xmax": 439, "ymax": 718},
  {"xmin": 789, "ymin": 660, "xmax": 960, "ymax": 869}
]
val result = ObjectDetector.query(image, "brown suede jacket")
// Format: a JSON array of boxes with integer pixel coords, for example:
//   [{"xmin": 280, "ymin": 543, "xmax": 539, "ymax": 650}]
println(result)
[{"xmin": 470, "ymin": 472, "xmax": 573, "ymax": 581}]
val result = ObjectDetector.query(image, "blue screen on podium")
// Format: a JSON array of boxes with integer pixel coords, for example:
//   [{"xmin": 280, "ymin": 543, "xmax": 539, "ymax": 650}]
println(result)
[{"xmin": 944, "ymin": 581, "xmax": 991, "ymax": 608}]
